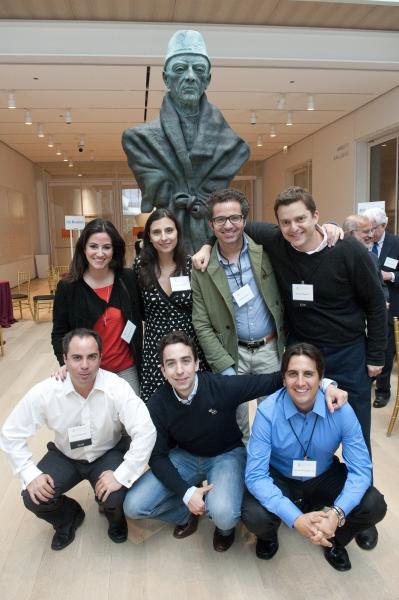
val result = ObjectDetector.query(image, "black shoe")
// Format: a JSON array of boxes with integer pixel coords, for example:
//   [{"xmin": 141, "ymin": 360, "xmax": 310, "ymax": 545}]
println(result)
[
  {"xmin": 355, "ymin": 525, "xmax": 378, "ymax": 550},
  {"xmin": 213, "ymin": 527, "xmax": 235, "ymax": 552},
  {"xmin": 255, "ymin": 537, "xmax": 279, "ymax": 560},
  {"xmin": 373, "ymin": 394, "xmax": 390, "ymax": 408},
  {"xmin": 324, "ymin": 544, "xmax": 351, "ymax": 572},
  {"xmin": 108, "ymin": 516, "xmax": 128, "ymax": 543},
  {"xmin": 51, "ymin": 509, "xmax": 85, "ymax": 551},
  {"xmin": 173, "ymin": 514, "xmax": 199, "ymax": 539}
]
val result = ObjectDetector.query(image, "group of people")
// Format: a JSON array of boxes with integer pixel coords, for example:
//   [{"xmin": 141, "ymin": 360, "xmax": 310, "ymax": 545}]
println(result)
[{"xmin": 0, "ymin": 185, "xmax": 391, "ymax": 573}]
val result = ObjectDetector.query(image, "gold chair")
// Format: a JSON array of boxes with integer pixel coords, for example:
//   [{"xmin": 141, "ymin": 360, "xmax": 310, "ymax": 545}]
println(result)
[
  {"xmin": 0, "ymin": 325, "xmax": 5, "ymax": 356},
  {"xmin": 387, "ymin": 316, "xmax": 399, "ymax": 436},
  {"xmin": 11, "ymin": 271, "xmax": 34, "ymax": 319},
  {"xmin": 53, "ymin": 265, "xmax": 70, "ymax": 279},
  {"xmin": 33, "ymin": 268, "xmax": 59, "ymax": 322}
]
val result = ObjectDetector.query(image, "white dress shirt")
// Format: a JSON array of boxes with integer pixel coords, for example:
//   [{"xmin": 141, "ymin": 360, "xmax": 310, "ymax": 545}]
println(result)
[{"xmin": 0, "ymin": 369, "xmax": 156, "ymax": 489}]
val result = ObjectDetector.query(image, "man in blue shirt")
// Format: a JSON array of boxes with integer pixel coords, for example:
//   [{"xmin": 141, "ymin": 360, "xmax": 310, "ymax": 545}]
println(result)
[{"xmin": 242, "ymin": 343, "xmax": 386, "ymax": 571}]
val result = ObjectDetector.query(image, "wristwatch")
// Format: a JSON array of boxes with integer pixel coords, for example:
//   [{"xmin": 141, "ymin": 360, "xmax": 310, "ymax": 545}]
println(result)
[{"xmin": 329, "ymin": 505, "xmax": 346, "ymax": 527}]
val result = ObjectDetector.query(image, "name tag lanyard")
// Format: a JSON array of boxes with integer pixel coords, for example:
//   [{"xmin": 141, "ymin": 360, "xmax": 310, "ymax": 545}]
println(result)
[
  {"xmin": 288, "ymin": 414, "xmax": 319, "ymax": 460},
  {"xmin": 286, "ymin": 244, "xmax": 329, "ymax": 306}
]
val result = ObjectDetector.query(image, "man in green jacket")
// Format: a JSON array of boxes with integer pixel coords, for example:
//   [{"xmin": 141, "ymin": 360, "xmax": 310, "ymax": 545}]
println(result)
[{"xmin": 191, "ymin": 188, "xmax": 285, "ymax": 441}]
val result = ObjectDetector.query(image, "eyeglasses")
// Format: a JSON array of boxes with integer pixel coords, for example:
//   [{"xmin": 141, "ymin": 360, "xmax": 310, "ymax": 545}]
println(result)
[{"xmin": 211, "ymin": 214, "xmax": 244, "ymax": 227}]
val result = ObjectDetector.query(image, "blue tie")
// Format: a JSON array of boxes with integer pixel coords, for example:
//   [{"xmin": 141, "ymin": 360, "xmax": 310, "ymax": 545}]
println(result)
[{"xmin": 372, "ymin": 242, "xmax": 379, "ymax": 256}]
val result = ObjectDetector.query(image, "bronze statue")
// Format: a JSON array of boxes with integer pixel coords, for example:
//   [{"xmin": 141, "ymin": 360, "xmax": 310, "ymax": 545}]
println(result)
[{"xmin": 122, "ymin": 30, "xmax": 249, "ymax": 253}]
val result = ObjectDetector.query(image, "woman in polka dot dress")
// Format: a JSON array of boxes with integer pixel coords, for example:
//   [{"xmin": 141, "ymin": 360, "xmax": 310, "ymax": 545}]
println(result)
[{"xmin": 134, "ymin": 208, "xmax": 207, "ymax": 401}]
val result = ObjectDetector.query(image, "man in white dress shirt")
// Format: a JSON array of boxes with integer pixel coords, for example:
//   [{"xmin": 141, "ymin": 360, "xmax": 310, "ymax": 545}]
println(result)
[{"xmin": 0, "ymin": 328, "xmax": 156, "ymax": 551}]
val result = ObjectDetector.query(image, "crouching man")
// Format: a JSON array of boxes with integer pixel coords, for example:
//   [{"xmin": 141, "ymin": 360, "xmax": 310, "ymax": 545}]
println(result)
[
  {"xmin": 0, "ymin": 328, "xmax": 156, "ymax": 550},
  {"xmin": 242, "ymin": 343, "xmax": 387, "ymax": 571},
  {"xmin": 124, "ymin": 331, "xmax": 347, "ymax": 553}
]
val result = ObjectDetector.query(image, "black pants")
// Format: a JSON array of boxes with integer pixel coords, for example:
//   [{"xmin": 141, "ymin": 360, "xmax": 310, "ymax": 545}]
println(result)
[
  {"xmin": 376, "ymin": 320, "xmax": 395, "ymax": 398},
  {"xmin": 22, "ymin": 439, "xmax": 128, "ymax": 532},
  {"xmin": 242, "ymin": 460, "xmax": 387, "ymax": 547}
]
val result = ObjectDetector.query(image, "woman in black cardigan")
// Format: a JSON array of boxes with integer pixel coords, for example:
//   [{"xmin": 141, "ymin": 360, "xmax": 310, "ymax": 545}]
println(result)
[{"xmin": 51, "ymin": 218, "xmax": 142, "ymax": 393}]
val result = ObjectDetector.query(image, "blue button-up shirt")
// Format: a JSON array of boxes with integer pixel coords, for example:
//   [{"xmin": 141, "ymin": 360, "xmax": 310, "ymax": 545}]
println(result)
[
  {"xmin": 216, "ymin": 236, "xmax": 275, "ymax": 341},
  {"xmin": 245, "ymin": 388, "xmax": 372, "ymax": 528}
]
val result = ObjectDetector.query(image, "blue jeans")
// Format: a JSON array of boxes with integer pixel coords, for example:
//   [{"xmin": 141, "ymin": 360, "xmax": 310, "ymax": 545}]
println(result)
[{"xmin": 124, "ymin": 446, "xmax": 246, "ymax": 533}]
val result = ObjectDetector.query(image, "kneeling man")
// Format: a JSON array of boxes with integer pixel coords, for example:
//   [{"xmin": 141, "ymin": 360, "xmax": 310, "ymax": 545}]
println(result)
[
  {"xmin": 124, "ymin": 331, "xmax": 346, "ymax": 553},
  {"xmin": 0, "ymin": 328, "xmax": 156, "ymax": 550},
  {"xmin": 242, "ymin": 343, "xmax": 387, "ymax": 571}
]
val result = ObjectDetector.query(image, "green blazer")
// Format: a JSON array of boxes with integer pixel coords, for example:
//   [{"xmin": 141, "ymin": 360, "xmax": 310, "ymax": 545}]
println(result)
[{"xmin": 191, "ymin": 235, "xmax": 285, "ymax": 373}]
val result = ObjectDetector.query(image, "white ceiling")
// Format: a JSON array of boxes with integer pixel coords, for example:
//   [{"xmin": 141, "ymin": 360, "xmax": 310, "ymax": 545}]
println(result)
[{"xmin": 0, "ymin": 5, "xmax": 398, "ymax": 178}]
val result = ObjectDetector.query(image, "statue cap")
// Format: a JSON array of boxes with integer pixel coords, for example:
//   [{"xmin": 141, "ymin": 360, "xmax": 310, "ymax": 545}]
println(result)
[{"xmin": 164, "ymin": 30, "xmax": 210, "ymax": 69}]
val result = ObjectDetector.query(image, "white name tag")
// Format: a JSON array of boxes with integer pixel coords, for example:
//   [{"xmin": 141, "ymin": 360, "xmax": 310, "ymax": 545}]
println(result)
[
  {"xmin": 233, "ymin": 283, "xmax": 254, "ymax": 307},
  {"xmin": 68, "ymin": 423, "xmax": 92, "ymax": 449},
  {"xmin": 384, "ymin": 257, "xmax": 398, "ymax": 269},
  {"xmin": 292, "ymin": 284, "xmax": 314, "ymax": 302},
  {"xmin": 292, "ymin": 459, "xmax": 317, "ymax": 477},
  {"xmin": 121, "ymin": 319, "xmax": 136, "ymax": 343},
  {"xmin": 170, "ymin": 276, "xmax": 191, "ymax": 292}
]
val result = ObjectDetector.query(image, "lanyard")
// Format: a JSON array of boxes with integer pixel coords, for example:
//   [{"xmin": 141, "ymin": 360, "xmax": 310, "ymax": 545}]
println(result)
[
  {"xmin": 288, "ymin": 414, "xmax": 319, "ymax": 460},
  {"xmin": 284, "ymin": 242, "xmax": 328, "ymax": 284},
  {"xmin": 220, "ymin": 244, "xmax": 244, "ymax": 288}
]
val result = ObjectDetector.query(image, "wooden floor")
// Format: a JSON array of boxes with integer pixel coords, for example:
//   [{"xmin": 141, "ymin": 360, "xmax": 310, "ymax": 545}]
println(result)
[{"xmin": 0, "ymin": 279, "xmax": 398, "ymax": 600}]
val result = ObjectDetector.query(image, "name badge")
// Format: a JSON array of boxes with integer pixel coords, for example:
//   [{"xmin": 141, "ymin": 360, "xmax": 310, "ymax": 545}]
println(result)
[
  {"xmin": 292, "ymin": 284, "xmax": 314, "ymax": 302},
  {"xmin": 233, "ymin": 283, "xmax": 254, "ymax": 307},
  {"xmin": 121, "ymin": 319, "xmax": 136, "ymax": 343},
  {"xmin": 292, "ymin": 459, "xmax": 317, "ymax": 478},
  {"xmin": 384, "ymin": 257, "xmax": 398, "ymax": 270},
  {"xmin": 68, "ymin": 423, "xmax": 92, "ymax": 450},
  {"xmin": 170, "ymin": 276, "xmax": 191, "ymax": 292}
]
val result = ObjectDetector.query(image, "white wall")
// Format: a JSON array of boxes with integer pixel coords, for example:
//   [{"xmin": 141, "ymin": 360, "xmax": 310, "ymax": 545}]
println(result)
[
  {"xmin": 0, "ymin": 142, "xmax": 42, "ymax": 286},
  {"xmin": 263, "ymin": 85, "xmax": 399, "ymax": 225}
]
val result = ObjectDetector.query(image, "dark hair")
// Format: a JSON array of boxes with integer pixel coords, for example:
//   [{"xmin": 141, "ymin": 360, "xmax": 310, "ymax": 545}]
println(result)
[
  {"xmin": 158, "ymin": 330, "xmax": 198, "ymax": 364},
  {"xmin": 62, "ymin": 328, "xmax": 102, "ymax": 356},
  {"xmin": 281, "ymin": 343, "xmax": 324, "ymax": 380},
  {"xmin": 139, "ymin": 209, "xmax": 187, "ymax": 290},
  {"xmin": 206, "ymin": 188, "xmax": 249, "ymax": 220},
  {"xmin": 67, "ymin": 218, "xmax": 125, "ymax": 281},
  {"xmin": 274, "ymin": 186, "xmax": 317, "ymax": 219}
]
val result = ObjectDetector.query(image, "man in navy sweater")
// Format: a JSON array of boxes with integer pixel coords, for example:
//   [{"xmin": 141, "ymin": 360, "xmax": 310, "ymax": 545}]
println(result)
[{"xmin": 124, "ymin": 330, "xmax": 346, "ymax": 552}]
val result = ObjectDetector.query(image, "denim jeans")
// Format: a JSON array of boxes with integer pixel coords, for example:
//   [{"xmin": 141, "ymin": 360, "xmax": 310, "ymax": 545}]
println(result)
[{"xmin": 124, "ymin": 446, "xmax": 246, "ymax": 533}]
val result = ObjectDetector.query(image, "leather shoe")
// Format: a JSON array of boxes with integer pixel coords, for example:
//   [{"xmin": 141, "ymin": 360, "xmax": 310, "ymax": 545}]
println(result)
[
  {"xmin": 355, "ymin": 525, "xmax": 378, "ymax": 550},
  {"xmin": 213, "ymin": 527, "xmax": 235, "ymax": 552},
  {"xmin": 51, "ymin": 509, "xmax": 85, "ymax": 551},
  {"xmin": 373, "ymin": 395, "xmax": 390, "ymax": 408},
  {"xmin": 324, "ymin": 544, "xmax": 351, "ymax": 571},
  {"xmin": 173, "ymin": 514, "xmax": 199, "ymax": 539},
  {"xmin": 255, "ymin": 537, "xmax": 279, "ymax": 560},
  {"xmin": 108, "ymin": 516, "xmax": 128, "ymax": 543}
]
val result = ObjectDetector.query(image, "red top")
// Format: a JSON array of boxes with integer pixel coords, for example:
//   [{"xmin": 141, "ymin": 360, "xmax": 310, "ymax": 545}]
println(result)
[{"xmin": 93, "ymin": 284, "xmax": 134, "ymax": 373}]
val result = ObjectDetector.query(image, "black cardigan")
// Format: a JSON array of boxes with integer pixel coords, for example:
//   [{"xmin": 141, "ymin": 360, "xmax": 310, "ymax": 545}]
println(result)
[{"xmin": 51, "ymin": 268, "xmax": 143, "ymax": 372}]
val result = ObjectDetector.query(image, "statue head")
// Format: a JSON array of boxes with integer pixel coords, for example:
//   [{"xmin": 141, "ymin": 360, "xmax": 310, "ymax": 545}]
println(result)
[{"xmin": 163, "ymin": 30, "xmax": 211, "ymax": 115}]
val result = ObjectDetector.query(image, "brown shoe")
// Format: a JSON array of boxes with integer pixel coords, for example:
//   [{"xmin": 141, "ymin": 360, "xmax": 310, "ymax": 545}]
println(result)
[
  {"xmin": 213, "ymin": 527, "xmax": 235, "ymax": 552},
  {"xmin": 173, "ymin": 514, "xmax": 199, "ymax": 539}
]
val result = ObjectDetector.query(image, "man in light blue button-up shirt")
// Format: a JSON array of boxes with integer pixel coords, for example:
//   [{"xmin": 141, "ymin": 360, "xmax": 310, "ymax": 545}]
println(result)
[{"xmin": 242, "ymin": 342, "xmax": 386, "ymax": 572}]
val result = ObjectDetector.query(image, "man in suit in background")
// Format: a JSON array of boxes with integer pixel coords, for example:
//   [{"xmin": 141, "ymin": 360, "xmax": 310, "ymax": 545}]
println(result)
[{"xmin": 364, "ymin": 206, "xmax": 399, "ymax": 408}]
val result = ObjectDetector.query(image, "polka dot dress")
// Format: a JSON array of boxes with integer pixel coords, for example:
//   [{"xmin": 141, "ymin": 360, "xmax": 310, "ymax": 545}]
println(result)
[{"xmin": 135, "ymin": 256, "xmax": 207, "ymax": 402}]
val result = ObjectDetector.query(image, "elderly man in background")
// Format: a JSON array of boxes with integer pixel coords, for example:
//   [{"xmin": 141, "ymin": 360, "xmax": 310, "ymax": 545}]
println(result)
[
  {"xmin": 122, "ymin": 30, "xmax": 249, "ymax": 253},
  {"xmin": 363, "ymin": 206, "xmax": 399, "ymax": 408}
]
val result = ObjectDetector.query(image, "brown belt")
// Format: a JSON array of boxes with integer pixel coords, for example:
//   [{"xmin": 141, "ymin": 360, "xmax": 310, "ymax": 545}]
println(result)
[{"xmin": 238, "ymin": 332, "xmax": 276, "ymax": 350}]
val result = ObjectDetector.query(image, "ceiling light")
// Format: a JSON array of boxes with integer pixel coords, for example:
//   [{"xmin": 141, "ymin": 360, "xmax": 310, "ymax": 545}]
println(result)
[
  {"xmin": 307, "ymin": 94, "xmax": 315, "ymax": 111},
  {"xmin": 55, "ymin": 144, "xmax": 62, "ymax": 155},
  {"xmin": 78, "ymin": 173, "xmax": 82, "ymax": 177},
  {"xmin": 24, "ymin": 110, "xmax": 32, "ymax": 125},
  {"xmin": 89, "ymin": 150, "xmax": 94, "ymax": 161},
  {"xmin": 63, "ymin": 154, "xmax": 68, "ymax": 162},
  {"xmin": 47, "ymin": 135, "xmax": 54, "ymax": 148},
  {"xmin": 250, "ymin": 112, "xmax": 257, "ymax": 125},
  {"xmin": 270, "ymin": 125, "xmax": 277, "ymax": 138},
  {"xmin": 7, "ymin": 91, "xmax": 16, "ymax": 109},
  {"xmin": 68, "ymin": 161, "xmax": 74, "ymax": 168},
  {"xmin": 283, "ymin": 145, "xmax": 288, "ymax": 154},
  {"xmin": 286, "ymin": 112, "xmax": 293, "ymax": 126},
  {"xmin": 277, "ymin": 93, "xmax": 286, "ymax": 110},
  {"xmin": 64, "ymin": 109, "xmax": 72, "ymax": 124},
  {"xmin": 256, "ymin": 135, "xmax": 263, "ymax": 147},
  {"xmin": 37, "ymin": 123, "xmax": 45, "ymax": 138}
]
